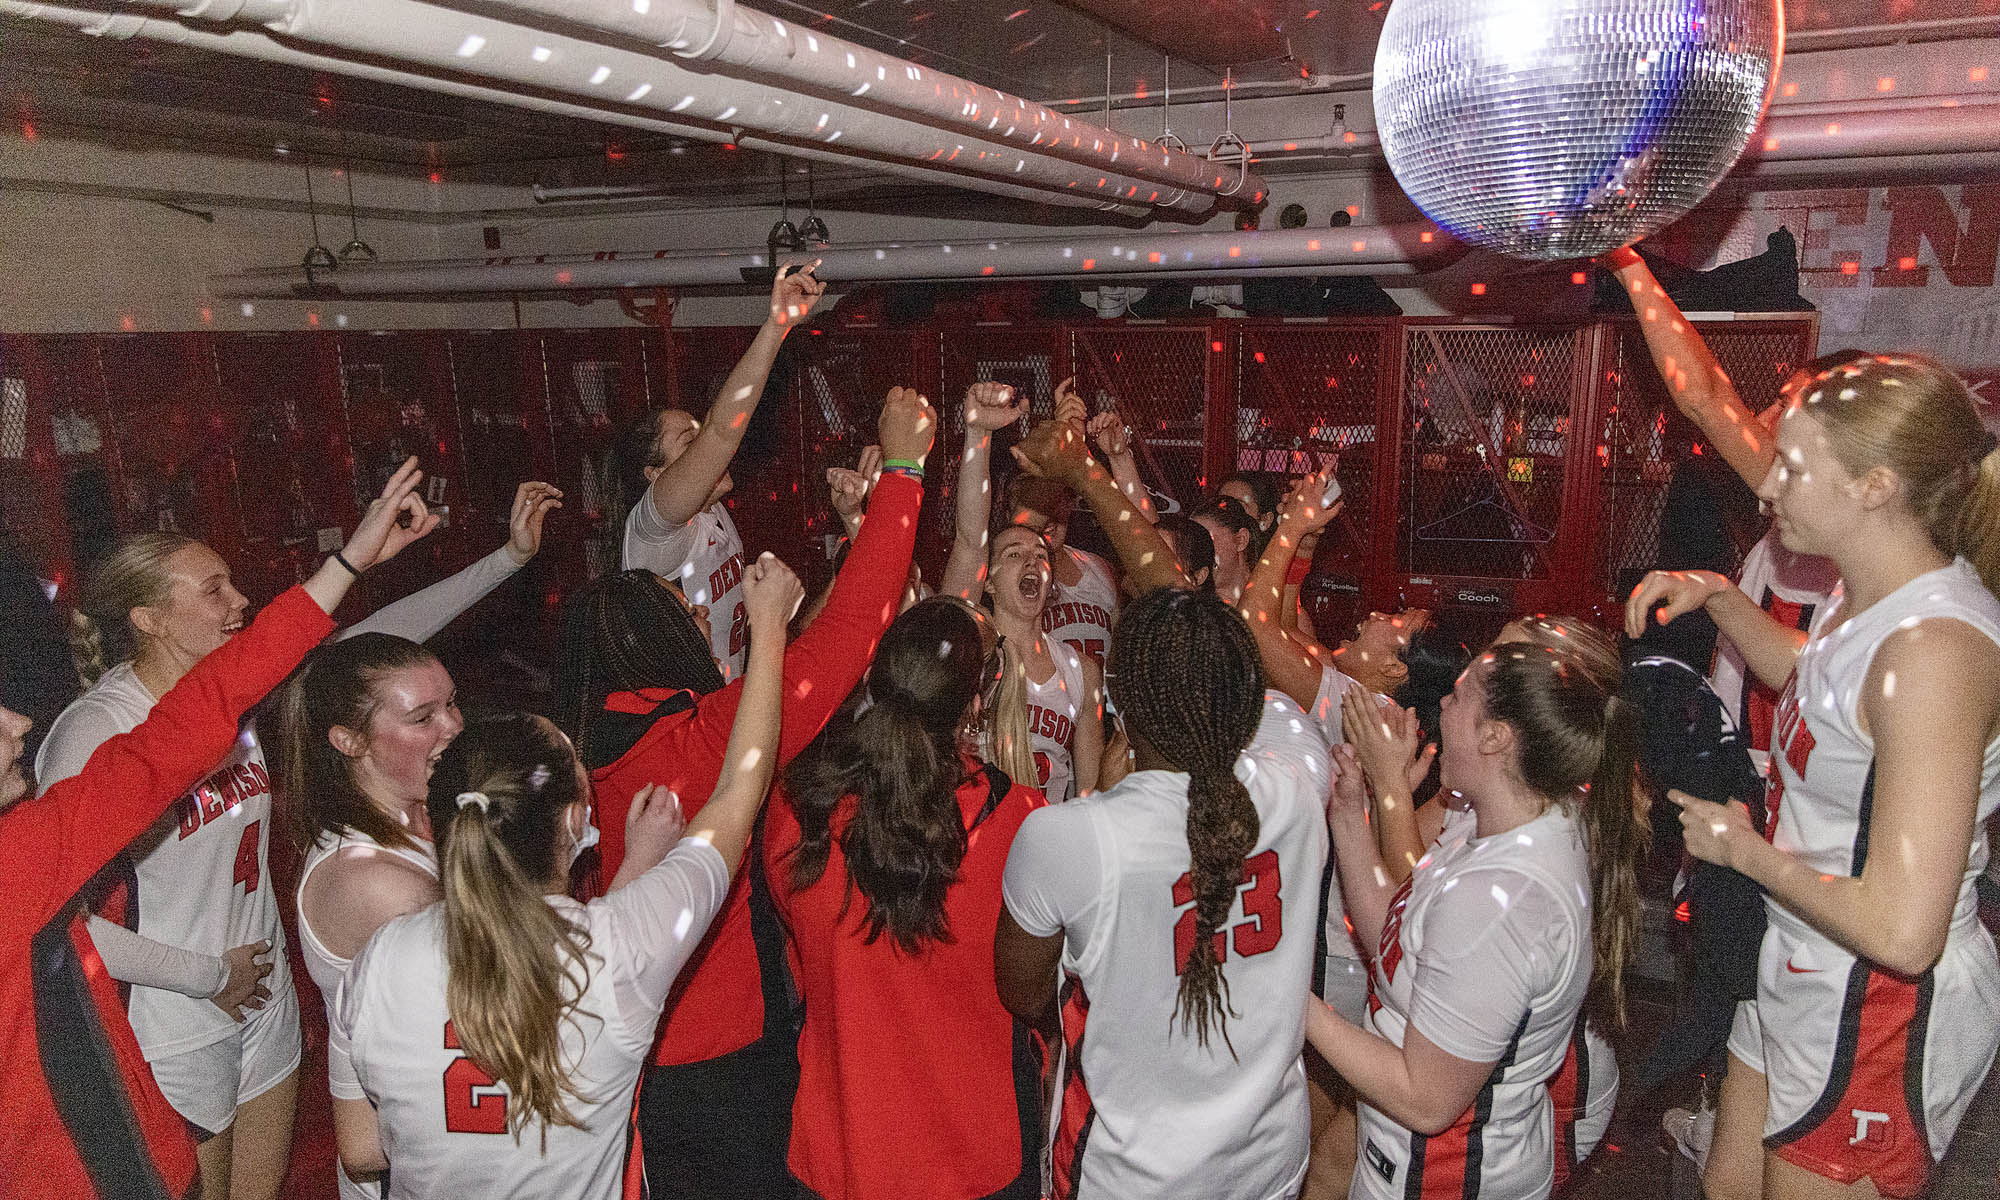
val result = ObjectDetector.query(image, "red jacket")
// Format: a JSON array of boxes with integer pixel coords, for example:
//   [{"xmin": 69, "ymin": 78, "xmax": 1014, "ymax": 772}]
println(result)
[
  {"xmin": 589, "ymin": 473, "xmax": 921, "ymax": 1065},
  {"xmin": 765, "ymin": 762, "xmax": 1045, "ymax": 1200},
  {"xmin": 0, "ymin": 587, "xmax": 333, "ymax": 1200}
]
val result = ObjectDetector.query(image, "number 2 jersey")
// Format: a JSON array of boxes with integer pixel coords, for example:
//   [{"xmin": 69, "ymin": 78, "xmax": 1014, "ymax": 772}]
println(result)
[
  {"xmin": 1002, "ymin": 691, "xmax": 1331, "ymax": 1200},
  {"xmin": 330, "ymin": 838, "xmax": 730, "ymax": 1200},
  {"xmin": 1356, "ymin": 804, "xmax": 1592, "ymax": 1200},
  {"xmin": 36, "ymin": 664, "xmax": 284, "ymax": 1061}
]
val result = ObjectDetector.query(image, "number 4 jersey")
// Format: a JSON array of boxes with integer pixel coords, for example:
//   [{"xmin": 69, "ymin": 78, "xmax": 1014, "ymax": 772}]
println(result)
[
  {"xmin": 36, "ymin": 663, "xmax": 286, "ymax": 1062},
  {"xmin": 1002, "ymin": 691, "xmax": 1331, "ymax": 1200}
]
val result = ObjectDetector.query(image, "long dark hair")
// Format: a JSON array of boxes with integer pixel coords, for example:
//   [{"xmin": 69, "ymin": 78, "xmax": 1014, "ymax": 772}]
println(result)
[
  {"xmin": 1481, "ymin": 634, "xmax": 1644, "ymax": 1032},
  {"xmin": 1109, "ymin": 588, "xmax": 1265, "ymax": 1051},
  {"xmin": 426, "ymin": 713, "xmax": 594, "ymax": 1143},
  {"xmin": 276, "ymin": 632, "xmax": 440, "ymax": 852},
  {"xmin": 782, "ymin": 598, "xmax": 987, "ymax": 953},
  {"xmin": 552, "ymin": 569, "xmax": 725, "ymax": 768}
]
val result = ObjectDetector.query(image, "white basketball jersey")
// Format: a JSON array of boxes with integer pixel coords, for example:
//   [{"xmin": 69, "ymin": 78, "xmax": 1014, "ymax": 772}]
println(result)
[
  {"xmin": 1041, "ymin": 547, "xmax": 1119, "ymax": 667},
  {"xmin": 1767, "ymin": 559, "xmax": 2000, "ymax": 937},
  {"xmin": 1026, "ymin": 638, "xmax": 1086, "ymax": 802},
  {"xmin": 36, "ymin": 665, "xmax": 288, "ymax": 1059},
  {"xmin": 1003, "ymin": 692, "xmax": 1331, "ymax": 1200},
  {"xmin": 331, "ymin": 840, "xmax": 729, "ymax": 1200},
  {"xmin": 622, "ymin": 499, "xmax": 747, "ymax": 680},
  {"xmin": 1710, "ymin": 532, "xmax": 1838, "ymax": 749},
  {"xmin": 1355, "ymin": 805, "xmax": 1591, "ymax": 1200}
]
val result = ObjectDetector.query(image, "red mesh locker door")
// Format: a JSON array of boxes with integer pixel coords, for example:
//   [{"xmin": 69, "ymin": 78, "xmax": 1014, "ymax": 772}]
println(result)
[
  {"xmin": 0, "ymin": 336, "xmax": 81, "ymax": 593},
  {"xmin": 534, "ymin": 329, "xmax": 648, "ymax": 582},
  {"xmin": 788, "ymin": 327, "xmax": 926, "ymax": 589},
  {"xmin": 1237, "ymin": 321, "xmax": 1399, "ymax": 636},
  {"xmin": 1595, "ymin": 316, "xmax": 1818, "ymax": 598},
  {"xmin": 1399, "ymin": 324, "xmax": 1590, "ymax": 624},
  {"xmin": 93, "ymin": 334, "xmax": 236, "ymax": 564},
  {"xmin": 212, "ymin": 332, "xmax": 353, "ymax": 601},
  {"xmin": 1068, "ymin": 324, "xmax": 1216, "ymax": 512},
  {"xmin": 932, "ymin": 324, "xmax": 1066, "ymax": 583}
]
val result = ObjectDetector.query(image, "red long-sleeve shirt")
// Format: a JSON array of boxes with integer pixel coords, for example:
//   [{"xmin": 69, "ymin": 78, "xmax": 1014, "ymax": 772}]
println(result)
[
  {"xmin": 0, "ymin": 587, "xmax": 334, "ymax": 1200},
  {"xmin": 589, "ymin": 472, "xmax": 921, "ymax": 1066}
]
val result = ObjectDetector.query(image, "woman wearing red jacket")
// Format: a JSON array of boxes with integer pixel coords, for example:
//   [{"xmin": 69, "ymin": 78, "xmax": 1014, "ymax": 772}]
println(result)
[
  {"xmin": 766, "ymin": 596, "xmax": 1046, "ymax": 1200},
  {"xmin": 552, "ymin": 386, "xmax": 935, "ymax": 1199},
  {"xmin": 0, "ymin": 460, "xmax": 436, "ymax": 1200}
]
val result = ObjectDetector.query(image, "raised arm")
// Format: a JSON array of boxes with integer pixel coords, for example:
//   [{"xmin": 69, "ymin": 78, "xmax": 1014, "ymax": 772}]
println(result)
[
  {"xmin": 1627, "ymin": 569, "xmax": 1805, "ymax": 690},
  {"xmin": 1087, "ymin": 398, "xmax": 1159, "ymax": 526},
  {"xmin": 941, "ymin": 382, "xmax": 1028, "ymax": 601},
  {"xmin": 1012, "ymin": 418, "xmax": 1186, "ymax": 595},
  {"xmin": 1601, "ymin": 246, "xmax": 1775, "ymax": 490},
  {"xmin": 14, "ymin": 459, "xmax": 433, "ymax": 915},
  {"xmin": 345, "ymin": 480, "xmax": 559, "ymax": 643},
  {"xmin": 642, "ymin": 264, "xmax": 825, "ymax": 529},
  {"xmin": 680, "ymin": 554, "xmax": 794, "ymax": 877},
  {"xmin": 1674, "ymin": 619, "xmax": 2000, "ymax": 976},
  {"xmin": 1240, "ymin": 470, "xmax": 1341, "ymax": 709},
  {"xmin": 1325, "ymin": 744, "xmax": 1396, "ymax": 954}
]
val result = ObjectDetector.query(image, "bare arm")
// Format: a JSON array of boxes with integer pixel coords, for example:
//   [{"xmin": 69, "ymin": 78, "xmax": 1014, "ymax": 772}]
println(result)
[
  {"xmin": 994, "ymin": 910, "xmax": 1064, "ymax": 1035},
  {"xmin": 302, "ymin": 852, "xmax": 440, "ymax": 962},
  {"xmin": 1088, "ymin": 408, "xmax": 1159, "ymax": 525},
  {"xmin": 1303, "ymin": 999, "xmax": 1499, "ymax": 1135},
  {"xmin": 643, "ymin": 265, "xmax": 825, "ymax": 529},
  {"xmin": 942, "ymin": 384, "xmax": 1026, "ymax": 601},
  {"xmin": 682, "ymin": 553, "xmax": 797, "ymax": 878},
  {"xmin": 1072, "ymin": 658, "xmax": 1105, "ymax": 797},
  {"xmin": 1240, "ymin": 472, "xmax": 1341, "ymax": 709},
  {"xmin": 1013, "ymin": 419, "xmax": 1185, "ymax": 595},
  {"xmin": 1674, "ymin": 621, "xmax": 2000, "ymax": 976},
  {"xmin": 333, "ymin": 1099, "xmax": 389, "ymax": 1176},
  {"xmin": 1602, "ymin": 247, "xmax": 1776, "ymax": 489},
  {"xmin": 1627, "ymin": 569, "xmax": 1806, "ymax": 690},
  {"xmin": 1327, "ymin": 744, "xmax": 1397, "ymax": 952}
]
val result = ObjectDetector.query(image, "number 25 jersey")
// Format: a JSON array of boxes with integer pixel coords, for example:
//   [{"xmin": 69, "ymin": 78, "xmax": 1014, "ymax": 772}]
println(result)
[{"xmin": 1003, "ymin": 692, "xmax": 1331, "ymax": 1200}]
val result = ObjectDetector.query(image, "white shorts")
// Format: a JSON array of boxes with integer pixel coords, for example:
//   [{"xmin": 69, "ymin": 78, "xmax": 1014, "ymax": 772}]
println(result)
[
  {"xmin": 149, "ymin": 982, "xmax": 302, "ymax": 1137},
  {"xmin": 1731, "ymin": 918, "xmax": 2000, "ymax": 1198}
]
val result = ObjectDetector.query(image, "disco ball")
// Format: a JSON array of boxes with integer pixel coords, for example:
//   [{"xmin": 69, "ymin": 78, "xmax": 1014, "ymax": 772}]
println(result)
[{"xmin": 1372, "ymin": 0, "xmax": 1782, "ymax": 260}]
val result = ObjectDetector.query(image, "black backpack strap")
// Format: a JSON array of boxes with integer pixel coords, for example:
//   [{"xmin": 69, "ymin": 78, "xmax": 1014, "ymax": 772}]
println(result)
[{"xmin": 967, "ymin": 763, "xmax": 1013, "ymax": 833}]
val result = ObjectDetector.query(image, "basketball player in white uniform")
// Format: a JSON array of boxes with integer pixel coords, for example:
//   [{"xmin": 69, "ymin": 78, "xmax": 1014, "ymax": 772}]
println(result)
[
  {"xmin": 332, "ymin": 552, "xmax": 793, "ymax": 1200},
  {"xmin": 999, "ymin": 589, "xmax": 1331, "ymax": 1200},
  {"xmin": 615, "ymin": 262, "xmax": 824, "ymax": 680},
  {"xmin": 1637, "ymin": 353, "xmax": 2000, "ymax": 1199},
  {"xmin": 35, "ymin": 460, "xmax": 448, "ymax": 1198},
  {"xmin": 942, "ymin": 382, "xmax": 1104, "ymax": 800}
]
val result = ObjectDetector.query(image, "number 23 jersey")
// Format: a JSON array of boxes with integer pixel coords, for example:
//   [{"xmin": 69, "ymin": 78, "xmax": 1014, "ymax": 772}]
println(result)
[{"xmin": 1002, "ymin": 691, "xmax": 1331, "ymax": 1200}]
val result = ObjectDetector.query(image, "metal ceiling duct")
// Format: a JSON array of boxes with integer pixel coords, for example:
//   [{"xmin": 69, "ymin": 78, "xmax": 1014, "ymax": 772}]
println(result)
[
  {"xmin": 439, "ymin": 0, "xmax": 1270, "ymax": 208},
  {"xmin": 2, "ymin": 1, "xmax": 1147, "ymax": 215},
  {"xmin": 98, "ymin": 0, "xmax": 1256, "ymax": 215},
  {"xmin": 208, "ymin": 223, "xmax": 1459, "ymax": 297}
]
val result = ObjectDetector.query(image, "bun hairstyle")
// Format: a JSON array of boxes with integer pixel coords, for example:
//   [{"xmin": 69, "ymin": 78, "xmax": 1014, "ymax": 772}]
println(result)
[
  {"xmin": 1109, "ymin": 588, "xmax": 1265, "ymax": 1052},
  {"xmin": 275, "ymin": 633, "xmax": 440, "ymax": 852},
  {"xmin": 1480, "ymin": 622, "xmax": 1644, "ymax": 1032},
  {"xmin": 425, "ymin": 713, "xmax": 594, "ymax": 1144},
  {"xmin": 70, "ymin": 532, "xmax": 199, "ymax": 686},
  {"xmin": 1795, "ymin": 352, "xmax": 2000, "ymax": 598},
  {"xmin": 783, "ymin": 598, "xmax": 988, "ymax": 951}
]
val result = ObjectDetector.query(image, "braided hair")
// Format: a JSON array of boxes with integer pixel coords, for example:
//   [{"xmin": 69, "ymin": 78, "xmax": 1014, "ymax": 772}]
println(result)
[
  {"xmin": 552, "ymin": 569, "xmax": 725, "ymax": 768},
  {"xmin": 1108, "ymin": 588, "xmax": 1266, "ymax": 1052}
]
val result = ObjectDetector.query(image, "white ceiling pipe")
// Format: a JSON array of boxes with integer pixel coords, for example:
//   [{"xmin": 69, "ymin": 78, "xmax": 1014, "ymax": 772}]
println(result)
[
  {"xmin": 1752, "ymin": 101, "xmax": 2000, "ymax": 160},
  {"xmin": 4, "ymin": 2, "xmax": 1146, "ymax": 216},
  {"xmin": 209, "ymin": 223, "xmax": 1457, "ymax": 297},
  {"xmin": 1245, "ymin": 131, "xmax": 1380, "ymax": 155},
  {"xmin": 431, "ymin": 0, "xmax": 1271, "ymax": 208},
  {"xmin": 109, "ymin": 0, "xmax": 1217, "ymax": 215}
]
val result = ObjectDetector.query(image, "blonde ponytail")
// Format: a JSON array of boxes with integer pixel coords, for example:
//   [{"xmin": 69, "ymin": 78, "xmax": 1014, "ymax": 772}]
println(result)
[
  {"xmin": 425, "ymin": 714, "xmax": 596, "ymax": 1145},
  {"xmin": 71, "ymin": 532, "xmax": 198, "ymax": 686},
  {"xmin": 985, "ymin": 636, "xmax": 1037, "ymax": 790},
  {"xmin": 1957, "ymin": 443, "xmax": 2000, "ymax": 599}
]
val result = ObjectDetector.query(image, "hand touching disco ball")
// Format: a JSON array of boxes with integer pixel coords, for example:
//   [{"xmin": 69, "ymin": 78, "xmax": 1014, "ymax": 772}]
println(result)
[{"xmin": 1372, "ymin": 0, "xmax": 1781, "ymax": 260}]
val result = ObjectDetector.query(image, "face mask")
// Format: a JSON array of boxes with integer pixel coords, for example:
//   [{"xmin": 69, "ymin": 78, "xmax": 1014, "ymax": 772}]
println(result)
[{"xmin": 568, "ymin": 803, "xmax": 600, "ymax": 870}]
